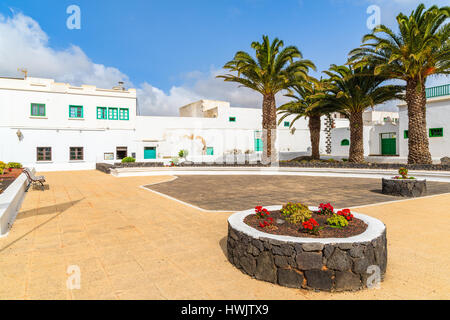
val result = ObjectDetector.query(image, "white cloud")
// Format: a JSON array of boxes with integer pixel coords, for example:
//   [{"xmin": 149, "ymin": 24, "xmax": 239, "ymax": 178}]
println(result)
[
  {"xmin": 0, "ymin": 12, "xmax": 288, "ymax": 116},
  {"xmin": 0, "ymin": 12, "xmax": 130, "ymax": 89}
]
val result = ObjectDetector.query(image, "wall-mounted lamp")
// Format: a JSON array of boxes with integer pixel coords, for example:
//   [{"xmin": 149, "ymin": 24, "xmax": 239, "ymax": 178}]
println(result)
[{"xmin": 16, "ymin": 129, "xmax": 23, "ymax": 141}]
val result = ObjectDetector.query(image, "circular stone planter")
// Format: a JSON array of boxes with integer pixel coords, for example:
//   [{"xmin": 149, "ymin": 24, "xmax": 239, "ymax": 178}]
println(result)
[
  {"xmin": 227, "ymin": 206, "xmax": 387, "ymax": 292},
  {"xmin": 382, "ymin": 178, "xmax": 427, "ymax": 197}
]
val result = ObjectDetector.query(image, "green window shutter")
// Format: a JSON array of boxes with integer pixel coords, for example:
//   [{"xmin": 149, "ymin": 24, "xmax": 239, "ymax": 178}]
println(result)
[
  {"xmin": 206, "ymin": 147, "xmax": 214, "ymax": 156},
  {"xmin": 404, "ymin": 130, "xmax": 409, "ymax": 139},
  {"xmin": 31, "ymin": 103, "xmax": 46, "ymax": 117},
  {"xmin": 229, "ymin": 117, "xmax": 236, "ymax": 122},
  {"xmin": 97, "ymin": 107, "xmax": 107, "ymax": 119},
  {"xmin": 69, "ymin": 105, "xmax": 83, "ymax": 118},
  {"xmin": 108, "ymin": 108, "xmax": 118, "ymax": 120},
  {"xmin": 429, "ymin": 128, "xmax": 443, "ymax": 137},
  {"xmin": 119, "ymin": 108, "xmax": 129, "ymax": 120},
  {"xmin": 341, "ymin": 139, "xmax": 350, "ymax": 146},
  {"xmin": 284, "ymin": 121, "xmax": 290, "ymax": 127}
]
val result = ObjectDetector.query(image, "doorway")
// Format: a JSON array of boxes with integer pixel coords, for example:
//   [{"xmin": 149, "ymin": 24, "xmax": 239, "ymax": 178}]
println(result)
[
  {"xmin": 381, "ymin": 133, "xmax": 397, "ymax": 155},
  {"xmin": 144, "ymin": 147, "xmax": 157, "ymax": 159},
  {"xmin": 116, "ymin": 147, "xmax": 128, "ymax": 160}
]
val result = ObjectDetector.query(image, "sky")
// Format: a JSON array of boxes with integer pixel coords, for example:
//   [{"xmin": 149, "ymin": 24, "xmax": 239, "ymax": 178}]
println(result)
[{"xmin": 0, "ymin": 0, "xmax": 448, "ymax": 115}]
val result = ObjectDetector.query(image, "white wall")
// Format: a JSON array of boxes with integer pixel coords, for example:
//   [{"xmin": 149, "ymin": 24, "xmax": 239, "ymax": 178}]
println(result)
[
  {"xmin": 398, "ymin": 97, "xmax": 450, "ymax": 159},
  {"xmin": 0, "ymin": 77, "xmax": 137, "ymax": 171}
]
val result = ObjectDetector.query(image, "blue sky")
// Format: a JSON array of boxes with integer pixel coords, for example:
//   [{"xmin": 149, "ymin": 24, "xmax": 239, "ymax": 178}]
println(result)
[{"xmin": 0, "ymin": 0, "xmax": 448, "ymax": 115}]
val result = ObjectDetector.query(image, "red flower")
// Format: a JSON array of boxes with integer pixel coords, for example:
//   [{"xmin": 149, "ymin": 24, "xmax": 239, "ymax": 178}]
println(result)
[{"xmin": 337, "ymin": 209, "xmax": 353, "ymax": 221}]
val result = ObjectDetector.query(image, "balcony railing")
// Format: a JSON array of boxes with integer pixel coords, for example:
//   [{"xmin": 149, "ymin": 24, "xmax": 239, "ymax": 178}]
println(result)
[{"xmin": 426, "ymin": 84, "xmax": 450, "ymax": 99}]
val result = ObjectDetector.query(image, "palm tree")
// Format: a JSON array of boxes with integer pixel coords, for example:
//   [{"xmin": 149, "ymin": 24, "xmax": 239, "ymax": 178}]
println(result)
[
  {"xmin": 217, "ymin": 35, "xmax": 315, "ymax": 160},
  {"xmin": 278, "ymin": 79, "xmax": 338, "ymax": 160},
  {"xmin": 349, "ymin": 4, "xmax": 450, "ymax": 164},
  {"xmin": 311, "ymin": 65, "xmax": 404, "ymax": 163}
]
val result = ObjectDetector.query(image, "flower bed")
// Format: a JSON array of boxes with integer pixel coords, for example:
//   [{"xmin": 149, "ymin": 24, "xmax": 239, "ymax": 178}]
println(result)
[
  {"xmin": 382, "ymin": 168, "xmax": 426, "ymax": 197},
  {"xmin": 227, "ymin": 203, "xmax": 387, "ymax": 292},
  {"xmin": 0, "ymin": 168, "xmax": 23, "ymax": 194},
  {"xmin": 244, "ymin": 210, "xmax": 367, "ymax": 238}
]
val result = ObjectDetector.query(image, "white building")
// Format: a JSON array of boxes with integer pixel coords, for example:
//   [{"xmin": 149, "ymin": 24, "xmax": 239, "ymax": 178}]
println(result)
[
  {"xmin": 398, "ymin": 87, "xmax": 450, "ymax": 161},
  {"xmin": 0, "ymin": 77, "xmax": 323, "ymax": 171},
  {"xmin": 2, "ymin": 76, "xmax": 447, "ymax": 169},
  {"xmin": 0, "ymin": 77, "xmax": 138, "ymax": 171},
  {"xmin": 329, "ymin": 84, "xmax": 450, "ymax": 163},
  {"xmin": 330, "ymin": 111, "xmax": 400, "ymax": 159}
]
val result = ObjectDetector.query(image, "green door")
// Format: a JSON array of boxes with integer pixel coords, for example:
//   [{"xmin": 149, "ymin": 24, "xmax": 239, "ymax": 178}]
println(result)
[
  {"xmin": 381, "ymin": 133, "xmax": 396, "ymax": 155},
  {"xmin": 254, "ymin": 139, "xmax": 263, "ymax": 152},
  {"xmin": 144, "ymin": 147, "xmax": 156, "ymax": 159}
]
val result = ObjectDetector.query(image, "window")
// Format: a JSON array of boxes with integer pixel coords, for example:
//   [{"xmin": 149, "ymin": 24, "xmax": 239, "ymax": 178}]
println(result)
[
  {"xmin": 97, "ymin": 107, "xmax": 107, "ymax": 119},
  {"xmin": 109, "ymin": 108, "xmax": 118, "ymax": 120},
  {"xmin": 341, "ymin": 139, "xmax": 350, "ymax": 146},
  {"xmin": 404, "ymin": 130, "xmax": 409, "ymax": 139},
  {"xmin": 70, "ymin": 147, "xmax": 84, "ymax": 161},
  {"xmin": 69, "ymin": 105, "xmax": 83, "ymax": 118},
  {"xmin": 206, "ymin": 147, "xmax": 214, "ymax": 156},
  {"xmin": 284, "ymin": 121, "xmax": 290, "ymax": 127},
  {"xmin": 229, "ymin": 117, "xmax": 236, "ymax": 122},
  {"xmin": 37, "ymin": 147, "xmax": 52, "ymax": 162},
  {"xmin": 429, "ymin": 128, "xmax": 443, "ymax": 138},
  {"xmin": 119, "ymin": 108, "xmax": 129, "ymax": 120},
  {"xmin": 104, "ymin": 153, "xmax": 114, "ymax": 160},
  {"xmin": 31, "ymin": 103, "xmax": 46, "ymax": 117}
]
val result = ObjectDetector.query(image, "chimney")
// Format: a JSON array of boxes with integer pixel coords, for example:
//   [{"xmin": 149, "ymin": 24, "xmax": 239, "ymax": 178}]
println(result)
[{"xmin": 113, "ymin": 81, "xmax": 125, "ymax": 91}]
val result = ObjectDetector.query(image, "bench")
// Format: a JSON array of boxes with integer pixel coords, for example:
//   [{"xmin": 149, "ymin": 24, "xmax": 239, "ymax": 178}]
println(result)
[{"xmin": 23, "ymin": 168, "xmax": 46, "ymax": 192}]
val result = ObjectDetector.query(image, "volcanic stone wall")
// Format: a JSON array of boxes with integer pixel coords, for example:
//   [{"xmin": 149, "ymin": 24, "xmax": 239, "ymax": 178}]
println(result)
[{"xmin": 227, "ymin": 224, "xmax": 387, "ymax": 292}]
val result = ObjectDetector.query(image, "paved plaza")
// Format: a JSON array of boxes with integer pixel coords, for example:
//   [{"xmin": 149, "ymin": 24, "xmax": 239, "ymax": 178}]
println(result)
[{"xmin": 0, "ymin": 170, "xmax": 449, "ymax": 300}]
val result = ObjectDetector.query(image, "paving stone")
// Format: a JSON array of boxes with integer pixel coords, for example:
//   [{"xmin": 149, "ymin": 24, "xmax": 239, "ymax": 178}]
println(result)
[
  {"xmin": 278, "ymin": 269, "xmax": 304, "ymax": 289},
  {"xmin": 302, "ymin": 243, "xmax": 324, "ymax": 252},
  {"xmin": 255, "ymin": 252, "xmax": 277, "ymax": 283},
  {"xmin": 326, "ymin": 248, "xmax": 352, "ymax": 271},
  {"xmin": 304, "ymin": 270, "xmax": 333, "ymax": 291},
  {"xmin": 296, "ymin": 252, "xmax": 323, "ymax": 270}
]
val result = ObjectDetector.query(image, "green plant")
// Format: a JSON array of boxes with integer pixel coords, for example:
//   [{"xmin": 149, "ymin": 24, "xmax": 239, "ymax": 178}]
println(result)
[
  {"xmin": 281, "ymin": 202, "xmax": 312, "ymax": 224},
  {"xmin": 310, "ymin": 64, "xmax": 404, "ymax": 163},
  {"xmin": 121, "ymin": 157, "xmax": 136, "ymax": 163},
  {"xmin": 218, "ymin": 35, "xmax": 315, "ymax": 158},
  {"xmin": 278, "ymin": 80, "xmax": 339, "ymax": 160},
  {"xmin": 399, "ymin": 167, "xmax": 408, "ymax": 179},
  {"xmin": 178, "ymin": 149, "xmax": 188, "ymax": 159},
  {"xmin": 7, "ymin": 162, "xmax": 22, "ymax": 169},
  {"xmin": 0, "ymin": 161, "xmax": 6, "ymax": 175},
  {"xmin": 349, "ymin": 3, "xmax": 449, "ymax": 164},
  {"xmin": 327, "ymin": 214, "xmax": 349, "ymax": 229},
  {"xmin": 170, "ymin": 157, "xmax": 179, "ymax": 166}
]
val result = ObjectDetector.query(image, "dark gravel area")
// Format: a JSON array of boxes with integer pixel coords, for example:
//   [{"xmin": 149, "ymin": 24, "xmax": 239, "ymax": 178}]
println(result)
[{"xmin": 145, "ymin": 175, "xmax": 450, "ymax": 211}]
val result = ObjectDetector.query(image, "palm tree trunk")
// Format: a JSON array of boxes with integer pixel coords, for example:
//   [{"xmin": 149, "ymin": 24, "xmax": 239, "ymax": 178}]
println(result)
[
  {"xmin": 262, "ymin": 93, "xmax": 277, "ymax": 161},
  {"xmin": 406, "ymin": 79, "xmax": 432, "ymax": 164},
  {"xmin": 309, "ymin": 115, "xmax": 321, "ymax": 160},
  {"xmin": 349, "ymin": 111, "xmax": 364, "ymax": 163}
]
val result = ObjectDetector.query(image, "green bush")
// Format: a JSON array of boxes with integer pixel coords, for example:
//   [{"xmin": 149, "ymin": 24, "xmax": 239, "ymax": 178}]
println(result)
[
  {"xmin": 178, "ymin": 149, "xmax": 188, "ymax": 158},
  {"xmin": 0, "ymin": 161, "xmax": 6, "ymax": 175},
  {"xmin": 327, "ymin": 214, "xmax": 349, "ymax": 228},
  {"xmin": 121, "ymin": 157, "xmax": 136, "ymax": 163},
  {"xmin": 7, "ymin": 162, "xmax": 22, "ymax": 169},
  {"xmin": 281, "ymin": 202, "xmax": 312, "ymax": 224}
]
